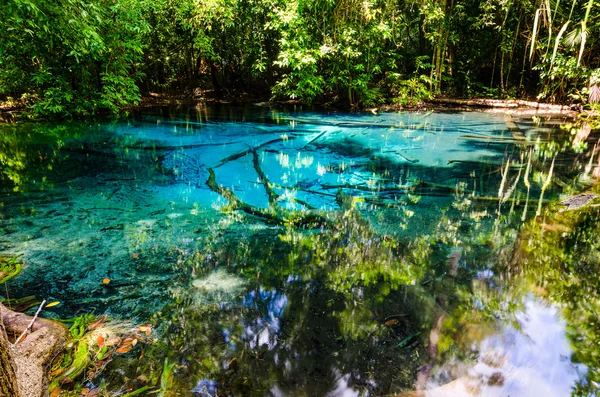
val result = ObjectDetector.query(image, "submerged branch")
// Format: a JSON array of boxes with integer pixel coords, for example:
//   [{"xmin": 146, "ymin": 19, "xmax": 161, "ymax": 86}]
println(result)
[
  {"xmin": 448, "ymin": 159, "xmax": 526, "ymax": 168},
  {"xmin": 206, "ymin": 168, "xmax": 334, "ymax": 227},
  {"xmin": 251, "ymin": 150, "xmax": 279, "ymax": 208},
  {"xmin": 214, "ymin": 136, "xmax": 298, "ymax": 168},
  {"xmin": 206, "ymin": 168, "xmax": 279, "ymax": 222},
  {"xmin": 130, "ymin": 141, "xmax": 241, "ymax": 151},
  {"xmin": 320, "ymin": 183, "xmax": 420, "ymax": 193}
]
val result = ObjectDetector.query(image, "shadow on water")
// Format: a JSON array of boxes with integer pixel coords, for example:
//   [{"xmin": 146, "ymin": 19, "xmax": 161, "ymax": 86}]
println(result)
[{"xmin": 1, "ymin": 106, "xmax": 599, "ymax": 396}]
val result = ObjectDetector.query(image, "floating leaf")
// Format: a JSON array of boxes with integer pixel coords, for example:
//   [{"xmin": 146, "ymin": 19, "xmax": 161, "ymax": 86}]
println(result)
[
  {"xmin": 139, "ymin": 324, "xmax": 153, "ymax": 336},
  {"xmin": 45, "ymin": 301, "xmax": 61, "ymax": 308},
  {"xmin": 120, "ymin": 335, "xmax": 138, "ymax": 346},
  {"xmin": 105, "ymin": 337, "xmax": 121, "ymax": 346},
  {"xmin": 88, "ymin": 314, "xmax": 108, "ymax": 330},
  {"xmin": 116, "ymin": 345, "xmax": 133, "ymax": 354}
]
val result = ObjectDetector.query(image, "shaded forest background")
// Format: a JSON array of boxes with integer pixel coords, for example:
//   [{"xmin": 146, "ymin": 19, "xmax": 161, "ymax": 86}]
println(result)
[{"xmin": 1, "ymin": 0, "xmax": 599, "ymax": 116}]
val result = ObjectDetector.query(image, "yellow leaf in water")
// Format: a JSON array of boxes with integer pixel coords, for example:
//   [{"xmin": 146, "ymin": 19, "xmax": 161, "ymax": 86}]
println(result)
[
  {"xmin": 45, "ymin": 301, "xmax": 60, "ymax": 308},
  {"xmin": 116, "ymin": 345, "xmax": 133, "ymax": 354}
]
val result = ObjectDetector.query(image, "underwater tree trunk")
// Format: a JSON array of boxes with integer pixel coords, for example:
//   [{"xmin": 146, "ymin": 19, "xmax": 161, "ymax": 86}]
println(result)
[{"xmin": 0, "ymin": 303, "xmax": 69, "ymax": 397}]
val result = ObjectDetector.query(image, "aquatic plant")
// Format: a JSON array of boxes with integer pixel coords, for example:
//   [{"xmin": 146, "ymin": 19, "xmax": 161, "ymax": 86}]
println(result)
[
  {"xmin": 0, "ymin": 256, "xmax": 22, "ymax": 285},
  {"xmin": 48, "ymin": 314, "xmax": 155, "ymax": 396}
]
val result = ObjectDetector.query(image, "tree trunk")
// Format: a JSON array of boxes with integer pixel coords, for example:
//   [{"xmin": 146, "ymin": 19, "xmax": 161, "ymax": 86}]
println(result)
[
  {"xmin": 0, "ymin": 303, "xmax": 68, "ymax": 397},
  {"xmin": 0, "ymin": 320, "xmax": 21, "ymax": 397},
  {"xmin": 210, "ymin": 62, "xmax": 222, "ymax": 98}
]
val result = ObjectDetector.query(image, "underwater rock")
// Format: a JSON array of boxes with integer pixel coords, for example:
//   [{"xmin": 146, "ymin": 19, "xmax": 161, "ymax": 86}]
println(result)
[
  {"xmin": 560, "ymin": 193, "xmax": 598, "ymax": 211},
  {"xmin": 192, "ymin": 269, "xmax": 248, "ymax": 303}
]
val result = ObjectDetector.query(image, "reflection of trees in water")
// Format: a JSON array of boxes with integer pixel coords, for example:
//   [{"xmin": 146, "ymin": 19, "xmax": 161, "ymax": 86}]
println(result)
[
  {"xmin": 137, "ymin": 192, "xmax": 526, "ymax": 395},
  {"xmin": 139, "ymin": 119, "xmax": 600, "ymax": 395},
  {"xmin": 510, "ymin": 197, "xmax": 600, "ymax": 396},
  {"xmin": 2, "ymin": 113, "xmax": 599, "ymax": 395}
]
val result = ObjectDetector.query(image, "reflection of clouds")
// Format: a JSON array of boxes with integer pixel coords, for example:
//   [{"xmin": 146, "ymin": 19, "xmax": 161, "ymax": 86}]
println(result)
[
  {"xmin": 242, "ymin": 288, "xmax": 288, "ymax": 349},
  {"xmin": 268, "ymin": 369, "xmax": 362, "ymax": 397},
  {"xmin": 326, "ymin": 370, "xmax": 360, "ymax": 397},
  {"xmin": 429, "ymin": 298, "xmax": 586, "ymax": 396},
  {"xmin": 191, "ymin": 378, "xmax": 218, "ymax": 396}
]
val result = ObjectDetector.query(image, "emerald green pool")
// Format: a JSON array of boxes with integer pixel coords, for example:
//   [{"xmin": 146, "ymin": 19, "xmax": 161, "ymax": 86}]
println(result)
[{"xmin": 1, "ymin": 105, "xmax": 598, "ymax": 396}]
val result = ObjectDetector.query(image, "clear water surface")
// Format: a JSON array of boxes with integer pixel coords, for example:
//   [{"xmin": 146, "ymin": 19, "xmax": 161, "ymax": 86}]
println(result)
[{"xmin": 1, "ymin": 105, "xmax": 598, "ymax": 396}]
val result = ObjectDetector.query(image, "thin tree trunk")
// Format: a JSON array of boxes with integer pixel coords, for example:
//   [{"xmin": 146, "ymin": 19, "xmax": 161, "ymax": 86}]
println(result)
[
  {"xmin": 210, "ymin": 62, "xmax": 222, "ymax": 98},
  {"xmin": 419, "ymin": 15, "xmax": 426, "ymax": 57}
]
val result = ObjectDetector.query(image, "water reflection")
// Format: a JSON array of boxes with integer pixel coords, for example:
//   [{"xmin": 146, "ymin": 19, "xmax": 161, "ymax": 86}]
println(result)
[
  {"xmin": 0, "ymin": 106, "xmax": 598, "ymax": 396},
  {"xmin": 426, "ymin": 296, "xmax": 586, "ymax": 397}
]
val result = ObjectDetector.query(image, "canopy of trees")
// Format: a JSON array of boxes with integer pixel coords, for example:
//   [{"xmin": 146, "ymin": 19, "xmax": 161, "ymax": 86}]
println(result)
[{"xmin": 1, "ymin": 0, "xmax": 600, "ymax": 114}]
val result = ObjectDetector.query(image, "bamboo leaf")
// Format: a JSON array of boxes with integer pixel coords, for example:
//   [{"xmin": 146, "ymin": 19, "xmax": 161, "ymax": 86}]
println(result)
[
  {"xmin": 530, "ymin": 9, "xmax": 541, "ymax": 60},
  {"xmin": 578, "ymin": 0, "xmax": 594, "ymax": 66},
  {"xmin": 523, "ymin": 149, "xmax": 532, "ymax": 189},
  {"xmin": 550, "ymin": 21, "xmax": 569, "ymax": 67},
  {"xmin": 578, "ymin": 25, "xmax": 586, "ymax": 66},
  {"xmin": 564, "ymin": 26, "xmax": 581, "ymax": 47},
  {"xmin": 544, "ymin": 0, "xmax": 552, "ymax": 26}
]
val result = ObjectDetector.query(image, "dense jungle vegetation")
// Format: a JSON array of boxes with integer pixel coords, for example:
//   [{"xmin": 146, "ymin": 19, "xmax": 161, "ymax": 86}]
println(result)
[{"xmin": 1, "ymin": 0, "xmax": 599, "ymax": 116}]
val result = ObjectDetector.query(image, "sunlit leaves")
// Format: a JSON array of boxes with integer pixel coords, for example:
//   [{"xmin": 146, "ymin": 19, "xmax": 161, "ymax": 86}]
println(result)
[{"xmin": 0, "ymin": 0, "xmax": 150, "ymax": 116}]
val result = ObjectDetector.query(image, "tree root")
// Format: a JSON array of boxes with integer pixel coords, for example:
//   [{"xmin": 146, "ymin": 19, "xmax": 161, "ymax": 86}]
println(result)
[{"xmin": 0, "ymin": 302, "xmax": 69, "ymax": 397}]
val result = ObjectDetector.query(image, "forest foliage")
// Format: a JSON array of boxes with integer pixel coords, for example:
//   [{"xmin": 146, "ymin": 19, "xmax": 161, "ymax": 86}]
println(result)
[{"xmin": 1, "ymin": 0, "xmax": 599, "ymax": 116}]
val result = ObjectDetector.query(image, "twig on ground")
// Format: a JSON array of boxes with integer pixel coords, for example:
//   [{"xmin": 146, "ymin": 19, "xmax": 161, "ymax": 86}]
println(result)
[{"xmin": 15, "ymin": 299, "xmax": 46, "ymax": 344}]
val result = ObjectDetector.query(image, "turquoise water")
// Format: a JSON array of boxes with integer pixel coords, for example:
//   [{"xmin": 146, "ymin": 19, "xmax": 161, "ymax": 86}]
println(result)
[{"xmin": 0, "ymin": 105, "xmax": 598, "ymax": 396}]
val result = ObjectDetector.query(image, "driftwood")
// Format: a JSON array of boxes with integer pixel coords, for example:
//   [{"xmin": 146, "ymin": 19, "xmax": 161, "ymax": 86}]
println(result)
[{"xmin": 0, "ymin": 302, "xmax": 69, "ymax": 397}]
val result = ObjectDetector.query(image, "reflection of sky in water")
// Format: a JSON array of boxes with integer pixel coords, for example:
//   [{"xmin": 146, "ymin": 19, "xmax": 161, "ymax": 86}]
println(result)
[
  {"xmin": 191, "ymin": 378, "xmax": 218, "ymax": 396},
  {"xmin": 429, "ymin": 298, "xmax": 586, "ymax": 396},
  {"xmin": 242, "ymin": 288, "xmax": 288, "ymax": 349},
  {"xmin": 241, "ymin": 286, "xmax": 364, "ymax": 397}
]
